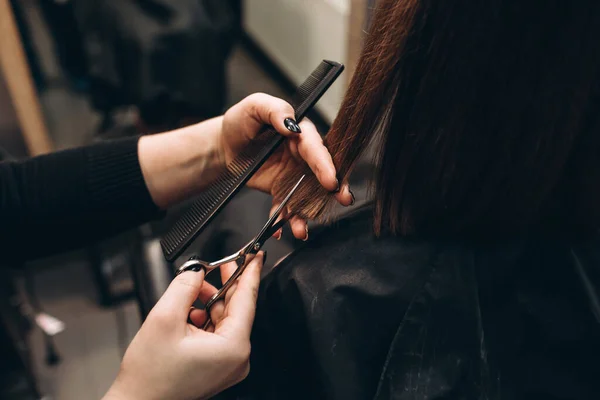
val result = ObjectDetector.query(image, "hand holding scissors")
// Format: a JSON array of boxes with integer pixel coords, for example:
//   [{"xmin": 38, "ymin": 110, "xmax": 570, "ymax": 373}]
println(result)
[{"xmin": 176, "ymin": 175, "xmax": 306, "ymax": 330}]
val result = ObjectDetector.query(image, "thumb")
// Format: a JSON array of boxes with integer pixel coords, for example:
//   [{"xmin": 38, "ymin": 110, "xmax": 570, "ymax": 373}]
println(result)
[{"xmin": 154, "ymin": 270, "xmax": 206, "ymax": 322}]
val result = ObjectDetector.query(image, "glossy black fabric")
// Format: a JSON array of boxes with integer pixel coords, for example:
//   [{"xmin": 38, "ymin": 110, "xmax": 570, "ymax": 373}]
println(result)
[{"xmin": 220, "ymin": 205, "xmax": 600, "ymax": 400}]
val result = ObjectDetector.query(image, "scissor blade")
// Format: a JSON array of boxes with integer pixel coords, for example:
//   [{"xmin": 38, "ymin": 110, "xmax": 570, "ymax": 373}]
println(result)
[
  {"xmin": 263, "ymin": 174, "xmax": 305, "ymax": 231},
  {"xmin": 246, "ymin": 174, "xmax": 306, "ymax": 255},
  {"xmin": 264, "ymin": 218, "xmax": 287, "ymax": 239},
  {"xmin": 284, "ymin": 174, "xmax": 306, "ymax": 203},
  {"xmin": 271, "ymin": 174, "xmax": 305, "ymax": 222}
]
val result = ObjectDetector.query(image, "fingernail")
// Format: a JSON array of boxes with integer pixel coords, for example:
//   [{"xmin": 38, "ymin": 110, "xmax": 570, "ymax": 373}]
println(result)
[
  {"xmin": 263, "ymin": 251, "xmax": 268, "ymax": 265},
  {"xmin": 284, "ymin": 118, "xmax": 301, "ymax": 134},
  {"xmin": 303, "ymin": 225, "xmax": 309, "ymax": 242},
  {"xmin": 349, "ymin": 189, "xmax": 356, "ymax": 206},
  {"xmin": 333, "ymin": 178, "xmax": 340, "ymax": 193},
  {"xmin": 276, "ymin": 229, "xmax": 282, "ymax": 241}
]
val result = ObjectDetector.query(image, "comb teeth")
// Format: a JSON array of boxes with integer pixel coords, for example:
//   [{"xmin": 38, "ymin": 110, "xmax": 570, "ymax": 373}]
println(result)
[
  {"xmin": 161, "ymin": 60, "xmax": 344, "ymax": 262},
  {"xmin": 291, "ymin": 62, "xmax": 332, "ymax": 105}
]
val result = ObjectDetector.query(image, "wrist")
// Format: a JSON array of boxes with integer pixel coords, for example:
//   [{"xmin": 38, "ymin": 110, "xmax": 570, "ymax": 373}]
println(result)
[
  {"xmin": 103, "ymin": 371, "xmax": 152, "ymax": 400},
  {"xmin": 139, "ymin": 117, "xmax": 226, "ymax": 209}
]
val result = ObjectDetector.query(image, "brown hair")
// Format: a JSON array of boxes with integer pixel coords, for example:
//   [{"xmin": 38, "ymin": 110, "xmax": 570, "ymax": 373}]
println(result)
[{"xmin": 275, "ymin": 0, "xmax": 600, "ymax": 237}]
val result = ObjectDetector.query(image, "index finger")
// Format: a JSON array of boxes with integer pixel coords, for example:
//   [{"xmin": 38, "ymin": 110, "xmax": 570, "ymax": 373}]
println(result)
[
  {"xmin": 232, "ymin": 94, "xmax": 342, "ymax": 194},
  {"xmin": 294, "ymin": 119, "xmax": 340, "ymax": 192},
  {"xmin": 153, "ymin": 269, "xmax": 206, "ymax": 322}
]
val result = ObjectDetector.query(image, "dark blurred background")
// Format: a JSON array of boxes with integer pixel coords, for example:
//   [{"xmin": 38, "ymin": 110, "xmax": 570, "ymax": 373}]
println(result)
[{"xmin": 0, "ymin": 0, "xmax": 372, "ymax": 398}]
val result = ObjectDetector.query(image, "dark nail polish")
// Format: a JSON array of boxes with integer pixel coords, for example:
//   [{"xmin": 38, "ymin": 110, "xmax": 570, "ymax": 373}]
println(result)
[
  {"xmin": 284, "ymin": 118, "xmax": 301, "ymax": 133},
  {"xmin": 350, "ymin": 190, "xmax": 356, "ymax": 206},
  {"xmin": 333, "ymin": 178, "xmax": 340, "ymax": 193},
  {"xmin": 263, "ymin": 251, "xmax": 268, "ymax": 265}
]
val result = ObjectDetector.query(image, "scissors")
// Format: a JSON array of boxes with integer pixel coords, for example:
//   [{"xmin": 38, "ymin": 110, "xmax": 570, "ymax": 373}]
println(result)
[{"xmin": 175, "ymin": 174, "xmax": 305, "ymax": 330}]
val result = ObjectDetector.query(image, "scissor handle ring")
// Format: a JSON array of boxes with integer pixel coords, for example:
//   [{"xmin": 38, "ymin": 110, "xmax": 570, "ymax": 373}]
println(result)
[
  {"xmin": 201, "ymin": 256, "xmax": 252, "ymax": 330},
  {"xmin": 204, "ymin": 259, "xmax": 247, "ymax": 309}
]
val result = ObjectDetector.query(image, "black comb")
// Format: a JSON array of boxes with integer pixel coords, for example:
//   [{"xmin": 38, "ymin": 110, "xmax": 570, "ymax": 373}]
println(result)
[{"xmin": 161, "ymin": 60, "xmax": 344, "ymax": 262}]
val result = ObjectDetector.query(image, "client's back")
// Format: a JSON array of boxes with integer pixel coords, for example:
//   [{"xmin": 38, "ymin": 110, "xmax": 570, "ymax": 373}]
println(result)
[
  {"xmin": 227, "ymin": 207, "xmax": 600, "ymax": 399},
  {"xmin": 222, "ymin": 1, "xmax": 600, "ymax": 399}
]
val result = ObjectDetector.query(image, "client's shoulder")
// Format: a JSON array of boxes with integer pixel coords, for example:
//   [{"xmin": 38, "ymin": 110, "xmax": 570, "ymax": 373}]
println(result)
[{"xmin": 269, "ymin": 205, "xmax": 442, "ymax": 290}]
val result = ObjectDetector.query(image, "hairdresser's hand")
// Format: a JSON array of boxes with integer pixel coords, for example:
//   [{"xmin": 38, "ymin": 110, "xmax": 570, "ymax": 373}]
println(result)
[
  {"xmin": 221, "ymin": 93, "xmax": 353, "ymax": 239},
  {"xmin": 103, "ymin": 253, "xmax": 265, "ymax": 400}
]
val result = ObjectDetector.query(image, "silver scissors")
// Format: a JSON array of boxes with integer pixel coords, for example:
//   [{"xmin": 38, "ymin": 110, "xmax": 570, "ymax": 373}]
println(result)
[{"xmin": 176, "ymin": 174, "xmax": 305, "ymax": 330}]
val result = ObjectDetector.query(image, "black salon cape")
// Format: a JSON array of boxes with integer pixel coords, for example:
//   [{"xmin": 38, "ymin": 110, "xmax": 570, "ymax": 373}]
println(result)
[{"xmin": 218, "ymin": 206, "xmax": 600, "ymax": 400}]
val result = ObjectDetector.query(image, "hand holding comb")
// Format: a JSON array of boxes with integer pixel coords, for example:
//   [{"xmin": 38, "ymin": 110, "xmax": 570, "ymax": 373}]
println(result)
[{"xmin": 161, "ymin": 60, "xmax": 345, "ymax": 262}]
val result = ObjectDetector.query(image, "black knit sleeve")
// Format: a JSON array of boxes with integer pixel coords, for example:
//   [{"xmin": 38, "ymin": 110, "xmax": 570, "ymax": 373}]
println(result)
[{"xmin": 0, "ymin": 137, "xmax": 165, "ymax": 262}]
